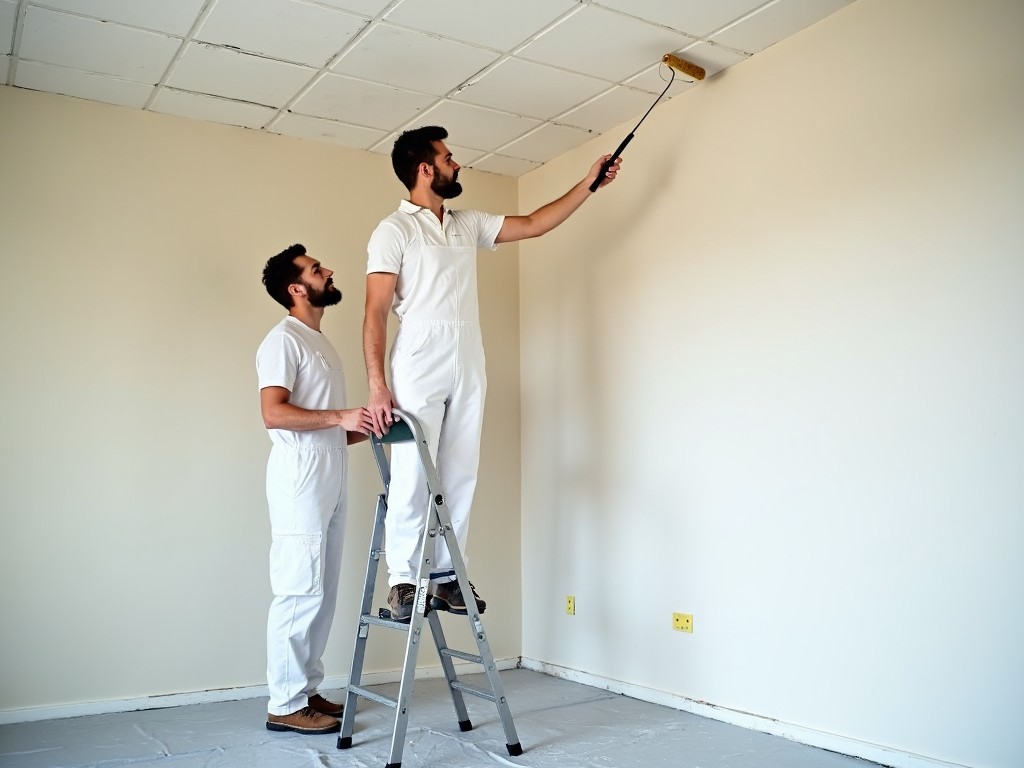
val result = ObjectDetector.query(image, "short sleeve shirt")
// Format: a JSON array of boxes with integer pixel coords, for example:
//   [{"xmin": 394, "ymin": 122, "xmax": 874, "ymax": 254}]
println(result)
[
  {"xmin": 367, "ymin": 200, "xmax": 504, "ymax": 321},
  {"xmin": 256, "ymin": 316, "xmax": 347, "ymax": 449}
]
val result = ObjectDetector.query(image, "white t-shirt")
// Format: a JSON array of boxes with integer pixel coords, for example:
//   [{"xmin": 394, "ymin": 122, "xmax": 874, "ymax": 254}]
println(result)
[
  {"xmin": 256, "ymin": 316, "xmax": 347, "ymax": 449},
  {"xmin": 367, "ymin": 200, "xmax": 503, "ymax": 322}
]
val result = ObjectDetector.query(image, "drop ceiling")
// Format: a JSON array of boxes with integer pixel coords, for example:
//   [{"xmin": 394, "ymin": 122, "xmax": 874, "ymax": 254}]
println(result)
[{"xmin": 1, "ymin": 0, "xmax": 855, "ymax": 177}]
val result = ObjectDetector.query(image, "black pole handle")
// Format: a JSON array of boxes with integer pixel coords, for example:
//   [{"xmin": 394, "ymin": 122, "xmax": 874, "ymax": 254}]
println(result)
[{"xmin": 588, "ymin": 133, "xmax": 634, "ymax": 192}]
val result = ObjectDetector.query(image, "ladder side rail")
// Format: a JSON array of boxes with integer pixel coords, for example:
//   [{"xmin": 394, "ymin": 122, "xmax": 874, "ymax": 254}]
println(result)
[
  {"xmin": 436, "ymin": 510, "xmax": 523, "ymax": 755},
  {"xmin": 340, "ymin": 491, "xmax": 389, "ymax": 746},
  {"xmin": 426, "ymin": 609, "xmax": 472, "ymax": 730},
  {"xmin": 384, "ymin": 487, "xmax": 441, "ymax": 767}
]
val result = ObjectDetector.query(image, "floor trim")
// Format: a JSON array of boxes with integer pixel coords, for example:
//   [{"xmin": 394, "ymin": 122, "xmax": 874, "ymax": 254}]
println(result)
[
  {"xmin": 519, "ymin": 657, "xmax": 967, "ymax": 768},
  {"xmin": 0, "ymin": 656, "xmax": 521, "ymax": 725}
]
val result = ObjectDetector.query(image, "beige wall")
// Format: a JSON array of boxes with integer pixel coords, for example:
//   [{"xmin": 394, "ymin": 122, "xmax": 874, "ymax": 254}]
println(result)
[
  {"xmin": 518, "ymin": 1, "xmax": 1023, "ymax": 767},
  {"xmin": 2, "ymin": 1, "xmax": 1022, "ymax": 765},
  {"xmin": 0, "ymin": 85, "xmax": 521, "ymax": 713}
]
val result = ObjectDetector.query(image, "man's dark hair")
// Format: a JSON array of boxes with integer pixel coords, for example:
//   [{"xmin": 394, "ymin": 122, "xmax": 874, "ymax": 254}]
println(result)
[
  {"xmin": 392, "ymin": 126, "xmax": 448, "ymax": 191},
  {"xmin": 262, "ymin": 243, "xmax": 306, "ymax": 309}
]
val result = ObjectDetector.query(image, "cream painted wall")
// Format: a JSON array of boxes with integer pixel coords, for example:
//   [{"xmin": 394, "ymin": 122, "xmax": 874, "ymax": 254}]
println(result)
[
  {"xmin": 0, "ymin": 86, "xmax": 521, "ymax": 713},
  {"xmin": 518, "ymin": 1, "xmax": 1023, "ymax": 767}
]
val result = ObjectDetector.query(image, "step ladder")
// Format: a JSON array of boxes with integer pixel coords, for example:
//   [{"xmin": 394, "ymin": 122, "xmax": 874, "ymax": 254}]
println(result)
[{"xmin": 338, "ymin": 408, "xmax": 522, "ymax": 768}]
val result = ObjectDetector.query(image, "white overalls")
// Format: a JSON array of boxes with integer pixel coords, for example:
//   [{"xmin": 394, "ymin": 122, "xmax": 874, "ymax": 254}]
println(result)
[
  {"xmin": 367, "ymin": 201, "xmax": 504, "ymax": 587},
  {"xmin": 256, "ymin": 316, "xmax": 349, "ymax": 716}
]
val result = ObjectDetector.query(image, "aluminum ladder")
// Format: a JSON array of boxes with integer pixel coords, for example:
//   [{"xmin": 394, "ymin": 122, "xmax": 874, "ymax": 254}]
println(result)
[{"xmin": 338, "ymin": 408, "xmax": 522, "ymax": 768}]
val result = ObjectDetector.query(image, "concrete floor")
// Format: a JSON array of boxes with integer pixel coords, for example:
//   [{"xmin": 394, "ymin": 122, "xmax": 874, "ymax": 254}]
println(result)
[{"xmin": 0, "ymin": 669, "xmax": 879, "ymax": 768}]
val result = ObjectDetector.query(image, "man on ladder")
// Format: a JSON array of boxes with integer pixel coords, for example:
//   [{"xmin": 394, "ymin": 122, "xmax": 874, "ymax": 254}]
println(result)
[{"xmin": 363, "ymin": 126, "xmax": 622, "ymax": 620}]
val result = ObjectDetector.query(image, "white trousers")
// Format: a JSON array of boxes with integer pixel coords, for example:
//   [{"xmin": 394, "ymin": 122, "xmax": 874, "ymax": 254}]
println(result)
[
  {"xmin": 386, "ymin": 320, "xmax": 486, "ymax": 586},
  {"xmin": 265, "ymin": 444, "xmax": 347, "ymax": 715}
]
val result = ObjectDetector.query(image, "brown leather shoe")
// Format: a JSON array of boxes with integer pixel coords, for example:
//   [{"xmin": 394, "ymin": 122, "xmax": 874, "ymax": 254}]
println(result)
[
  {"xmin": 308, "ymin": 693, "xmax": 343, "ymax": 717},
  {"xmin": 266, "ymin": 706, "xmax": 340, "ymax": 734}
]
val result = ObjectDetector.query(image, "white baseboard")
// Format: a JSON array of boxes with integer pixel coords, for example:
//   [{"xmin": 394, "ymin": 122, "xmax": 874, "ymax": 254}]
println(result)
[
  {"xmin": 519, "ymin": 658, "xmax": 967, "ymax": 768},
  {"xmin": 0, "ymin": 656, "xmax": 521, "ymax": 725}
]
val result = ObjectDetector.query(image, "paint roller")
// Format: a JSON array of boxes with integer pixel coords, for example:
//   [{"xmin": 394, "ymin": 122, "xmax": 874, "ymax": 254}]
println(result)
[{"xmin": 589, "ymin": 53, "xmax": 706, "ymax": 192}]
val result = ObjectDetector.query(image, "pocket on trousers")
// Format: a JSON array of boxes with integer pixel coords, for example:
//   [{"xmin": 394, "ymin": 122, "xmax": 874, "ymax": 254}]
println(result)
[{"xmin": 269, "ymin": 533, "xmax": 323, "ymax": 596}]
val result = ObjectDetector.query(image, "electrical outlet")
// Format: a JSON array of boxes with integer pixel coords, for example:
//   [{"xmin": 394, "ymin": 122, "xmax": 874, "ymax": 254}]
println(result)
[
  {"xmin": 566, "ymin": 595, "xmax": 575, "ymax": 615},
  {"xmin": 672, "ymin": 612, "xmax": 693, "ymax": 633}
]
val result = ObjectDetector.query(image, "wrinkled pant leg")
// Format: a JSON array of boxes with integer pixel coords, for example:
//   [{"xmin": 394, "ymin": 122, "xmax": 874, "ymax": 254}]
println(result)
[
  {"xmin": 265, "ymin": 447, "xmax": 346, "ymax": 715},
  {"xmin": 434, "ymin": 346, "xmax": 486, "ymax": 576}
]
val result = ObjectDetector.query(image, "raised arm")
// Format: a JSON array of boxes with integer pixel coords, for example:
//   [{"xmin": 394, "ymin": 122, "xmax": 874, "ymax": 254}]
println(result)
[
  {"xmin": 495, "ymin": 155, "xmax": 621, "ymax": 244},
  {"xmin": 363, "ymin": 271, "xmax": 399, "ymax": 436}
]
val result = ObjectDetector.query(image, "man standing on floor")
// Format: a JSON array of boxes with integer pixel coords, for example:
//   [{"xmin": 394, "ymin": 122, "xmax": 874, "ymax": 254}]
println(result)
[
  {"xmin": 257, "ymin": 244, "xmax": 373, "ymax": 734},
  {"xmin": 363, "ymin": 126, "xmax": 621, "ymax": 621}
]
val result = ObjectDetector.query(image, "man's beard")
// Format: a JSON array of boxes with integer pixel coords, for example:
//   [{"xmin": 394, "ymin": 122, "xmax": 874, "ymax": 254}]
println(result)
[
  {"xmin": 431, "ymin": 166, "xmax": 463, "ymax": 199},
  {"xmin": 307, "ymin": 281, "xmax": 342, "ymax": 307}
]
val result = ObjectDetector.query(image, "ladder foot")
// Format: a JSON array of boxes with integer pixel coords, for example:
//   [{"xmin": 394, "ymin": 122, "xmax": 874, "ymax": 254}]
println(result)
[
  {"xmin": 458, "ymin": 719, "xmax": 472, "ymax": 732},
  {"xmin": 337, "ymin": 736, "xmax": 352, "ymax": 749},
  {"xmin": 384, "ymin": 763, "xmax": 402, "ymax": 768},
  {"xmin": 507, "ymin": 742, "xmax": 523, "ymax": 757}
]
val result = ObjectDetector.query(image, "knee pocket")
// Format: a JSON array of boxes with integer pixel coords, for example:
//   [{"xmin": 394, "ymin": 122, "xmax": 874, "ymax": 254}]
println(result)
[{"xmin": 269, "ymin": 533, "xmax": 323, "ymax": 596}]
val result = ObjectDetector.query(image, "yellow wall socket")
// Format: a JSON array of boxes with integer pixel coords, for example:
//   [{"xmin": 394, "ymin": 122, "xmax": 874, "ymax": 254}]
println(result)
[
  {"xmin": 672, "ymin": 612, "xmax": 693, "ymax": 633},
  {"xmin": 566, "ymin": 595, "xmax": 575, "ymax": 615}
]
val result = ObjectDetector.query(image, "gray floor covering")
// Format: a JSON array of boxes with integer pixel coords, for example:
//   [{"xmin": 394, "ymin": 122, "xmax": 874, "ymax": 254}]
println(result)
[{"xmin": 0, "ymin": 669, "xmax": 880, "ymax": 768}]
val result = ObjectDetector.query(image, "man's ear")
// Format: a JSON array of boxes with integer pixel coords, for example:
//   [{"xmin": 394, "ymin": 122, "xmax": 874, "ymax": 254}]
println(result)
[
  {"xmin": 288, "ymin": 282, "xmax": 306, "ymax": 300},
  {"xmin": 419, "ymin": 162, "xmax": 434, "ymax": 180}
]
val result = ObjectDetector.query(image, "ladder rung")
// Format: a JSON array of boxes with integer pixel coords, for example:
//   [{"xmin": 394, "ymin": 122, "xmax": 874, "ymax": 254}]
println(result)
[
  {"xmin": 449, "ymin": 681, "xmax": 496, "ymax": 703},
  {"xmin": 348, "ymin": 684, "xmax": 398, "ymax": 709},
  {"xmin": 439, "ymin": 648, "xmax": 483, "ymax": 665},
  {"xmin": 361, "ymin": 614, "xmax": 411, "ymax": 631}
]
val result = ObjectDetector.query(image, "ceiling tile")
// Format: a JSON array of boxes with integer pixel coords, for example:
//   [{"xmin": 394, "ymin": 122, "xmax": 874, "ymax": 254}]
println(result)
[
  {"xmin": 1, "ymin": 1, "xmax": 17, "ymax": 56},
  {"xmin": 453, "ymin": 58, "xmax": 609, "ymax": 120},
  {"xmin": 445, "ymin": 143, "xmax": 485, "ymax": 166},
  {"xmin": 386, "ymin": 0, "xmax": 579, "ymax": 52},
  {"xmin": 167, "ymin": 43, "xmax": 316, "ymax": 108},
  {"xmin": 332, "ymin": 23, "xmax": 498, "ymax": 97},
  {"xmin": 150, "ymin": 88, "xmax": 277, "ymax": 129},
  {"xmin": 33, "ymin": 0, "xmax": 207, "ymax": 37},
  {"xmin": 518, "ymin": 5, "xmax": 694, "ymax": 83},
  {"xmin": 19, "ymin": 6, "xmax": 180, "ymax": 82},
  {"xmin": 712, "ymin": 0, "xmax": 853, "ymax": 54},
  {"xmin": 411, "ymin": 100, "xmax": 541, "ymax": 152},
  {"xmin": 593, "ymin": 0, "xmax": 767, "ymax": 38},
  {"xmin": 14, "ymin": 60, "xmax": 153, "ymax": 107},
  {"xmin": 557, "ymin": 86, "xmax": 660, "ymax": 133},
  {"xmin": 272, "ymin": 112, "xmax": 387, "ymax": 148},
  {"xmin": 309, "ymin": 0, "xmax": 392, "ymax": 17},
  {"xmin": 196, "ymin": 0, "xmax": 367, "ymax": 68},
  {"xmin": 468, "ymin": 154, "xmax": 542, "ymax": 177},
  {"xmin": 500, "ymin": 123, "xmax": 594, "ymax": 164},
  {"xmin": 292, "ymin": 73, "xmax": 435, "ymax": 129}
]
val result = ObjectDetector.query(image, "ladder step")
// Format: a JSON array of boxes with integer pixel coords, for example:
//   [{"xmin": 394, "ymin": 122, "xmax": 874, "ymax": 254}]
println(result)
[
  {"xmin": 449, "ymin": 681, "xmax": 497, "ymax": 703},
  {"xmin": 362, "ymin": 614, "xmax": 411, "ymax": 631},
  {"xmin": 438, "ymin": 648, "xmax": 483, "ymax": 665},
  {"xmin": 348, "ymin": 684, "xmax": 398, "ymax": 709}
]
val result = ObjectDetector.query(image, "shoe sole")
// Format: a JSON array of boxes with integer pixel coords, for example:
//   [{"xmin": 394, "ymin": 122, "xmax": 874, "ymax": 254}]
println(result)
[
  {"xmin": 430, "ymin": 596, "xmax": 486, "ymax": 615},
  {"xmin": 266, "ymin": 720, "xmax": 340, "ymax": 735},
  {"xmin": 381, "ymin": 607, "xmax": 412, "ymax": 623}
]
